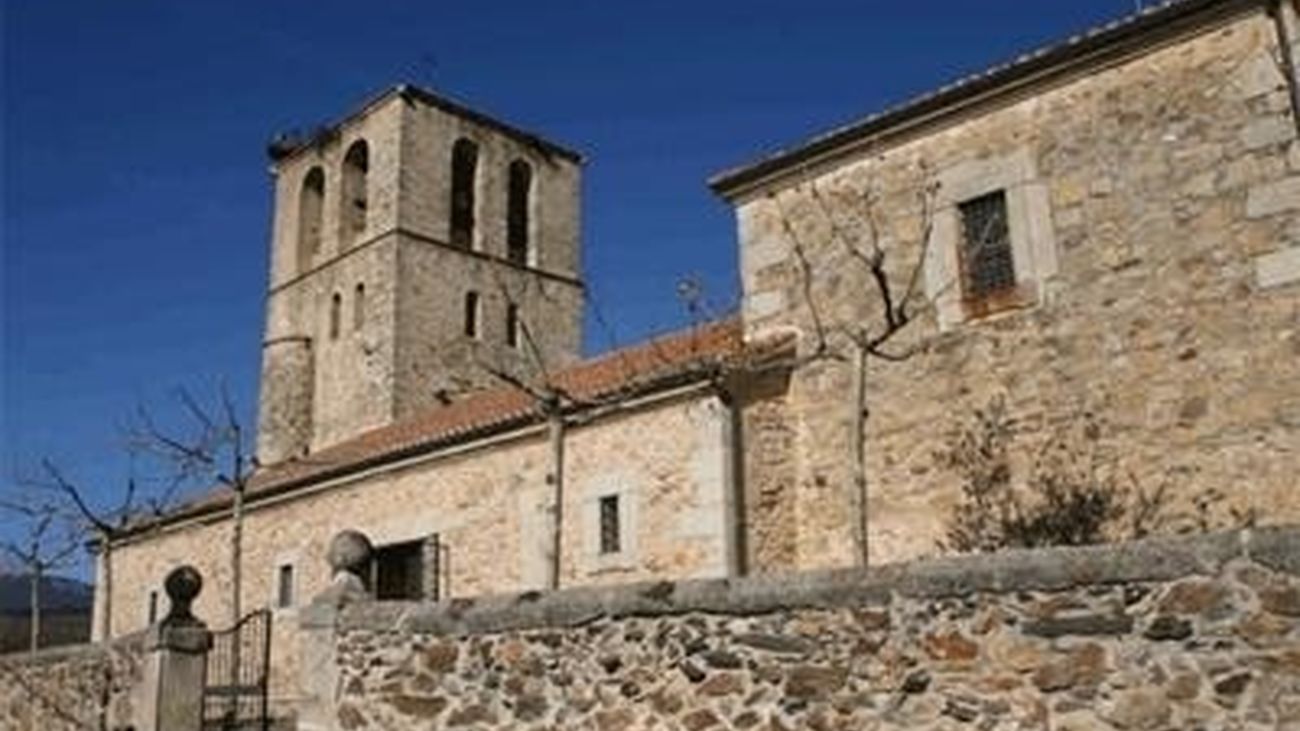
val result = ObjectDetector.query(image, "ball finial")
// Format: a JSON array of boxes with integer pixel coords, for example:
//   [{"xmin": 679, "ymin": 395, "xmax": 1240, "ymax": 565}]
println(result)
[
  {"xmin": 162, "ymin": 565, "xmax": 202, "ymax": 625},
  {"xmin": 328, "ymin": 530, "xmax": 374, "ymax": 577}
]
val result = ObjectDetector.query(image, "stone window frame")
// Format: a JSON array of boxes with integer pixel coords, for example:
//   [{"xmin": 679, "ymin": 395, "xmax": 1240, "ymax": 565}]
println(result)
[
  {"xmin": 506, "ymin": 158, "xmax": 535, "ymax": 267},
  {"xmin": 339, "ymin": 138, "xmax": 370, "ymax": 248},
  {"xmin": 449, "ymin": 137, "xmax": 480, "ymax": 251},
  {"xmin": 297, "ymin": 166, "xmax": 326, "ymax": 274},
  {"xmin": 269, "ymin": 549, "xmax": 301, "ymax": 615},
  {"xmin": 368, "ymin": 514, "xmax": 452, "ymax": 601},
  {"xmin": 581, "ymin": 477, "xmax": 639, "ymax": 573},
  {"xmin": 923, "ymin": 148, "xmax": 1059, "ymax": 331}
]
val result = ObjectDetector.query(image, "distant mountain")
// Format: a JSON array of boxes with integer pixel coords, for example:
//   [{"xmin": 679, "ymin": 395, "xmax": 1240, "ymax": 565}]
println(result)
[{"xmin": 0, "ymin": 574, "xmax": 94, "ymax": 615}]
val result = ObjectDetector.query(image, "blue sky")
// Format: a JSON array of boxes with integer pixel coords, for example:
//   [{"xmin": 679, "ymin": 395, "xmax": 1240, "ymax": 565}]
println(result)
[{"xmin": 3, "ymin": 0, "xmax": 1138, "ymax": 576}]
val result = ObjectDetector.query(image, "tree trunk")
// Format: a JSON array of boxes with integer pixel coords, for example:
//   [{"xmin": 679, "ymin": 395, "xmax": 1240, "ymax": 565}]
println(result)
[
  {"xmin": 100, "ymin": 539, "xmax": 113, "ymax": 641},
  {"xmin": 545, "ymin": 413, "xmax": 565, "ymax": 590},
  {"xmin": 852, "ymin": 345, "xmax": 869, "ymax": 568},
  {"xmin": 28, "ymin": 566, "xmax": 41, "ymax": 656},
  {"xmin": 231, "ymin": 487, "xmax": 244, "ymax": 626}
]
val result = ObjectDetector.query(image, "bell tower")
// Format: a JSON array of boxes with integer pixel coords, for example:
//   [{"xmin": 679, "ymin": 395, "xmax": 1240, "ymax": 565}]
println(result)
[{"xmin": 256, "ymin": 85, "xmax": 585, "ymax": 465}]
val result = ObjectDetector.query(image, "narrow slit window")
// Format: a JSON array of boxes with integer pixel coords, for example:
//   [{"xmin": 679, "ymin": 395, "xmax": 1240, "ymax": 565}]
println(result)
[
  {"xmin": 329, "ymin": 292, "xmax": 342, "ymax": 340},
  {"xmin": 353, "ymin": 283, "xmax": 366, "ymax": 331},
  {"xmin": 599, "ymin": 495, "xmax": 621, "ymax": 555},
  {"xmin": 277, "ymin": 564, "xmax": 295, "ymax": 609},
  {"xmin": 147, "ymin": 591, "xmax": 158, "ymax": 624},
  {"xmin": 340, "ymin": 140, "xmax": 369, "ymax": 244},
  {"xmin": 958, "ymin": 191, "xmax": 1016, "ymax": 302},
  {"xmin": 505, "ymin": 303, "xmax": 520, "ymax": 348},
  {"xmin": 450, "ymin": 139, "xmax": 478, "ymax": 249},
  {"xmin": 506, "ymin": 159, "xmax": 532, "ymax": 266},
  {"xmin": 464, "ymin": 291, "xmax": 480, "ymax": 338}
]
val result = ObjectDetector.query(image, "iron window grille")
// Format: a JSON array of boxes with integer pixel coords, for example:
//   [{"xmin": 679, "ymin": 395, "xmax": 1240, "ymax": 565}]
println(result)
[
  {"xmin": 957, "ymin": 191, "xmax": 1017, "ymax": 302},
  {"xmin": 599, "ymin": 495, "xmax": 621, "ymax": 555}
]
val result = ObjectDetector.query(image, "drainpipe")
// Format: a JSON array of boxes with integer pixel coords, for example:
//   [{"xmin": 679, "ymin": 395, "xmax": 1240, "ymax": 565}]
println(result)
[{"xmin": 716, "ymin": 375, "xmax": 748, "ymax": 578}]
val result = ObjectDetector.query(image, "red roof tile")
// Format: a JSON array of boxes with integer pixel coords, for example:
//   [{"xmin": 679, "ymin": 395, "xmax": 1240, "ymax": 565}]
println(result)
[{"xmin": 139, "ymin": 319, "xmax": 761, "ymax": 530}]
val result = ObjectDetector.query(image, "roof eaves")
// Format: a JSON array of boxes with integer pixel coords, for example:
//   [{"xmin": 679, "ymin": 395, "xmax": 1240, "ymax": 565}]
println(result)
[
  {"xmin": 116, "ymin": 330, "xmax": 744, "ymax": 538},
  {"xmin": 708, "ymin": 0, "xmax": 1267, "ymax": 200},
  {"xmin": 268, "ymin": 83, "xmax": 585, "ymax": 165}
]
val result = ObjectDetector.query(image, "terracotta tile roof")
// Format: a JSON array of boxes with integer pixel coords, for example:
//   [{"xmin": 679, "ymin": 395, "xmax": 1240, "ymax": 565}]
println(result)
[{"xmin": 138, "ymin": 318, "xmax": 777, "ymax": 531}]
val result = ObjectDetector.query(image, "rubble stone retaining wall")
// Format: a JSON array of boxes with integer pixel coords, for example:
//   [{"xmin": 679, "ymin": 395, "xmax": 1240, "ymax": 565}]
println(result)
[
  {"xmin": 0, "ymin": 635, "xmax": 143, "ymax": 731},
  {"xmin": 328, "ymin": 527, "xmax": 1300, "ymax": 730}
]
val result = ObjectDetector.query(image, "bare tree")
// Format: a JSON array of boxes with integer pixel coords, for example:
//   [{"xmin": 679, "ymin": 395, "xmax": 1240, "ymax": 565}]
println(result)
[
  {"xmin": 0, "ymin": 488, "xmax": 81, "ymax": 656},
  {"xmin": 471, "ymin": 269, "xmax": 723, "ymax": 589},
  {"xmin": 767, "ymin": 161, "xmax": 942, "ymax": 566},
  {"xmin": 129, "ymin": 383, "xmax": 255, "ymax": 627},
  {"xmin": 28, "ymin": 458, "xmax": 175, "ymax": 641},
  {"xmin": 937, "ymin": 397, "xmax": 1256, "ymax": 551}
]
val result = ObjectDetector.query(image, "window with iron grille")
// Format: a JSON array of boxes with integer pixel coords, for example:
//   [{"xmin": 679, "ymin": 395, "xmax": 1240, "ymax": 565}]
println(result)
[
  {"xmin": 277, "ymin": 564, "xmax": 294, "ymax": 609},
  {"xmin": 958, "ymin": 191, "xmax": 1016, "ymax": 301},
  {"xmin": 599, "ymin": 495, "xmax": 621, "ymax": 555},
  {"xmin": 373, "ymin": 540, "xmax": 424, "ymax": 600}
]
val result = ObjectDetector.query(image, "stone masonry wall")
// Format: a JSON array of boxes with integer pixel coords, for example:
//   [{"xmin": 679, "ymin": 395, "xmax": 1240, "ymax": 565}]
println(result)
[
  {"xmin": 109, "ymin": 388, "xmax": 736, "ymax": 707},
  {"xmin": 331, "ymin": 526, "xmax": 1300, "ymax": 730},
  {"xmin": 730, "ymin": 8, "xmax": 1300, "ymax": 567},
  {"xmin": 0, "ymin": 635, "xmax": 143, "ymax": 731}
]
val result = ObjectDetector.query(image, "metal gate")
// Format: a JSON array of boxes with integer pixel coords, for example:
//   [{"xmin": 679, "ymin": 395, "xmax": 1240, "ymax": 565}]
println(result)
[{"xmin": 202, "ymin": 609, "xmax": 271, "ymax": 731}]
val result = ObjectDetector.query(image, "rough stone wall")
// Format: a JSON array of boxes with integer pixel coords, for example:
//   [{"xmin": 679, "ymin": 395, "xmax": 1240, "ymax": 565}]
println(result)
[
  {"xmin": 258, "ymin": 98, "xmax": 405, "ymax": 463},
  {"xmin": 0, "ymin": 636, "xmax": 143, "ymax": 731},
  {"xmin": 109, "ymin": 388, "xmax": 735, "ymax": 706},
  {"xmin": 731, "ymin": 10, "xmax": 1300, "ymax": 567},
  {"xmin": 738, "ymin": 368, "xmax": 799, "ymax": 574},
  {"xmin": 258, "ymin": 91, "xmax": 585, "ymax": 464},
  {"xmin": 398, "ymin": 98, "xmax": 582, "ymax": 277},
  {"xmin": 391, "ymin": 95, "xmax": 584, "ymax": 416},
  {"xmin": 330, "ymin": 527, "xmax": 1300, "ymax": 730},
  {"xmin": 392, "ymin": 234, "xmax": 583, "ymax": 418}
]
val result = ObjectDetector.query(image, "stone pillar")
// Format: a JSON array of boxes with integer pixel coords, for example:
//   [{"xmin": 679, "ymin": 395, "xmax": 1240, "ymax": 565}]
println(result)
[
  {"xmin": 138, "ymin": 565, "xmax": 211, "ymax": 731},
  {"xmin": 297, "ymin": 530, "xmax": 373, "ymax": 731}
]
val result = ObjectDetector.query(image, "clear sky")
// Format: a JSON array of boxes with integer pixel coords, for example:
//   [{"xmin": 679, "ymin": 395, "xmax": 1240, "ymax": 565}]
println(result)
[{"xmin": 3, "ymin": 0, "xmax": 1140, "ymax": 576}]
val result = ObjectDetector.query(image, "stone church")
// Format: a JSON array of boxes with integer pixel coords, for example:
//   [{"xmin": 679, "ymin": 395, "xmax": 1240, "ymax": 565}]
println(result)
[{"xmin": 97, "ymin": 0, "xmax": 1299, "ymax": 705}]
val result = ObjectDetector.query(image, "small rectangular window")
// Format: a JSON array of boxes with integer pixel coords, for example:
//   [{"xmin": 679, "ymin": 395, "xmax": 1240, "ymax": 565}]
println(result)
[
  {"xmin": 464, "ymin": 292, "xmax": 479, "ymax": 338},
  {"xmin": 958, "ymin": 191, "xmax": 1016, "ymax": 303},
  {"xmin": 353, "ymin": 283, "xmax": 366, "ymax": 332},
  {"xmin": 373, "ymin": 540, "xmax": 424, "ymax": 600},
  {"xmin": 277, "ymin": 564, "xmax": 295, "ymax": 609},
  {"xmin": 505, "ymin": 304, "xmax": 520, "ymax": 348},
  {"xmin": 599, "ymin": 495, "xmax": 621, "ymax": 555},
  {"xmin": 147, "ymin": 591, "xmax": 158, "ymax": 624}
]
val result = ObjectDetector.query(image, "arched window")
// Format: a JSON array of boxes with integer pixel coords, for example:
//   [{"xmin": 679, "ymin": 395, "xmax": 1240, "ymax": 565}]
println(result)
[
  {"xmin": 341, "ymin": 140, "xmax": 369, "ymax": 244},
  {"xmin": 329, "ymin": 293, "xmax": 342, "ymax": 340},
  {"xmin": 353, "ymin": 283, "xmax": 366, "ymax": 331},
  {"xmin": 297, "ymin": 167, "xmax": 325, "ymax": 271},
  {"xmin": 506, "ymin": 159, "xmax": 532, "ymax": 266},
  {"xmin": 449, "ymin": 139, "xmax": 478, "ymax": 249},
  {"xmin": 463, "ymin": 291, "xmax": 480, "ymax": 338},
  {"xmin": 505, "ymin": 303, "xmax": 520, "ymax": 348}
]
